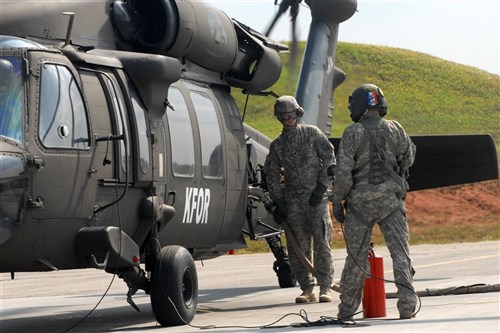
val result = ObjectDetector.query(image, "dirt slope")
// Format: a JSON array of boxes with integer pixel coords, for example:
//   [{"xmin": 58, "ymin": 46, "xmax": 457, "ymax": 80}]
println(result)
[
  {"xmin": 405, "ymin": 179, "xmax": 499, "ymax": 227},
  {"xmin": 330, "ymin": 179, "xmax": 499, "ymax": 245},
  {"xmin": 395, "ymin": 179, "xmax": 499, "ymax": 244}
]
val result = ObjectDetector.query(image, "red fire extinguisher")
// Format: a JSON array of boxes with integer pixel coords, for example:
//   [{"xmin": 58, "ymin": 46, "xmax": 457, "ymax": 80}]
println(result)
[{"xmin": 362, "ymin": 242, "xmax": 386, "ymax": 318}]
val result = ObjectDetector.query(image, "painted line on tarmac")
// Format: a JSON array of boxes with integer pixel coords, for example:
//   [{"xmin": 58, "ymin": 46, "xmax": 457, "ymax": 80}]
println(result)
[
  {"xmin": 384, "ymin": 254, "xmax": 499, "ymax": 274},
  {"xmin": 413, "ymin": 254, "xmax": 500, "ymax": 269}
]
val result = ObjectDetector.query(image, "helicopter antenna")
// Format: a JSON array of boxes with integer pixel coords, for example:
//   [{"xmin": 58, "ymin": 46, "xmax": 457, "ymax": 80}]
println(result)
[
  {"xmin": 63, "ymin": 12, "xmax": 75, "ymax": 46},
  {"xmin": 242, "ymin": 94, "xmax": 250, "ymax": 123},
  {"xmin": 241, "ymin": 90, "xmax": 280, "ymax": 123}
]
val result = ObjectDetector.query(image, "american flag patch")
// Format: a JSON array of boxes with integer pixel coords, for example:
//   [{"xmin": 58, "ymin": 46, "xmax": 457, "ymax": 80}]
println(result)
[{"xmin": 366, "ymin": 91, "xmax": 379, "ymax": 106}]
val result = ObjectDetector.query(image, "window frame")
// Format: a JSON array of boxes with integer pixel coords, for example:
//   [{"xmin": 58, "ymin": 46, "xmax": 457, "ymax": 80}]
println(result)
[
  {"xmin": 37, "ymin": 61, "xmax": 90, "ymax": 150},
  {"xmin": 165, "ymin": 86, "xmax": 197, "ymax": 178},
  {"xmin": 0, "ymin": 54, "xmax": 25, "ymax": 145},
  {"xmin": 187, "ymin": 88, "xmax": 224, "ymax": 180}
]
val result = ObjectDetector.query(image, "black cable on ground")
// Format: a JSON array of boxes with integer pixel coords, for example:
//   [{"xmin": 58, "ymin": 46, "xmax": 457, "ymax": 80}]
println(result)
[{"xmin": 386, "ymin": 283, "xmax": 500, "ymax": 298}]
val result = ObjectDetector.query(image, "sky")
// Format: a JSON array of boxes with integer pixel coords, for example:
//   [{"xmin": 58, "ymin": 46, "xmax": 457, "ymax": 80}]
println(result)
[{"xmin": 213, "ymin": 0, "xmax": 499, "ymax": 75}]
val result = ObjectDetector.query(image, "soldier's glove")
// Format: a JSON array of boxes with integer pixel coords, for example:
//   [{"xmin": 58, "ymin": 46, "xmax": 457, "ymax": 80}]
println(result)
[
  {"xmin": 333, "ymin": 201, "xmax": 346, "ymax": 224},
  {"xmin": 309, "ymin": 184, "xmax": 327, "ymax": 206},
  {"xmin": 272, "ymin": 198, "xmax": 287, "ymax": 225}
]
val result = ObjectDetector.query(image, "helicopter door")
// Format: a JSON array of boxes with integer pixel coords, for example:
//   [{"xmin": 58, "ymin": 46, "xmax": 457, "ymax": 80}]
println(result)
[
  {"xmin": 161, "ymin": 84, "xmax": 225, "ymax": 248},
  {"xmin": 28, "ymin": 53, "xmax": 95, "ymax": 219}
]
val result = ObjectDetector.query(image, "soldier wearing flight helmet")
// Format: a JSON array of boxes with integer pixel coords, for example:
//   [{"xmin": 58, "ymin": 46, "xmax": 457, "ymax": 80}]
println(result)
[
  {"xmin": 332, "ymin": 84, "xmax": 417, "ymax": 320},
  {"xmin": 264, "ymin": 95, "xmax": 336, "ymax": 303}
]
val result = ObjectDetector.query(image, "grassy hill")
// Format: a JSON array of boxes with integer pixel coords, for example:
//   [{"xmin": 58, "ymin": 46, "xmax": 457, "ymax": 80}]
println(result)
[
  {"xmin": 232, "ymin": 42, "xmax": 500, "ymax": 252},
  {"xmin": 234, "ymin": 42, "xmax": 500, "ymax": 148}
]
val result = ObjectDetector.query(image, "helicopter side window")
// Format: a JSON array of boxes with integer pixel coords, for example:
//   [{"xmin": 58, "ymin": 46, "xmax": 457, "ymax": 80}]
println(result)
[
  {"xmin": 39, "ymin": 63, "xmax": 89, "ymax": 149},
  {"xmin": 0, "ymin": 56, "xmax": 23, "ymax": 144},
  {"xmin": 189, "ymin": 91, "xmax": 223, "ymax": 179},
  {"xmin": 166, "ymin": 88, "xmax": 195, "ymax": 177}
]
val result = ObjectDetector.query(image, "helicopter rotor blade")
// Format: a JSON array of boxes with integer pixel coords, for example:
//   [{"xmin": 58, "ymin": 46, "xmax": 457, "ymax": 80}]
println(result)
[
  {"xmin": 265, "ymin": 0, "xmax": 293, "ymax": 36},
  {"xmin": 288, "ymin": 1, "xmax": 300, "ymax": 80}
]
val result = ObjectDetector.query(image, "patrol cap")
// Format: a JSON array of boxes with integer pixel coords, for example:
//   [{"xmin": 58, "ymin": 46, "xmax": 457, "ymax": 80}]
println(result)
[{"xmin": 274, "ymin": 95, "xmax": 304, "ymax": 117}]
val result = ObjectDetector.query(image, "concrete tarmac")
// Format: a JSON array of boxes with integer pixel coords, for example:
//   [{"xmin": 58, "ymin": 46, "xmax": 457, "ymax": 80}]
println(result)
[{"xmin": 1, "ymin": 241, "xmax": 499, "ymax": 332}]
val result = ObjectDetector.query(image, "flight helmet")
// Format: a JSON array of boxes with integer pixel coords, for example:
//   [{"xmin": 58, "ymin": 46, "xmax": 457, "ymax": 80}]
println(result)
[
  {"xmin": 348, "ymin": 84, "xmax": 387, "ymax": 122},
  {"xmin": 274, "ymin": 95, "xmax": 304, "ymax": 121}
]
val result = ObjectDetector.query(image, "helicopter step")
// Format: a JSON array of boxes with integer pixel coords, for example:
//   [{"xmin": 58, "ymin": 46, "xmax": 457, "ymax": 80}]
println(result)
[{"xmin": 75, "ymin": 226, "xmax": 140, "ymax": 269}]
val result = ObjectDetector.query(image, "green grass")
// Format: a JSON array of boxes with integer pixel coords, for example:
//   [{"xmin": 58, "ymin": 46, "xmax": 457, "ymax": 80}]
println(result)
[
  {"xmin": 231, "ymin": 42, "xmax": 499, "ymax": 253},
  {"xmin": 235, "ymin": 42, "xmax": 500, "ymax": 141}
]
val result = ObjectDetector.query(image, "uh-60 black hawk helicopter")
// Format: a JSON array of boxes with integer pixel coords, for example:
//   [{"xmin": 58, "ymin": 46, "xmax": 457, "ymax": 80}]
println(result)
[{"xmin": 0, "ymin": 0, "xmax": 497, "ymax": 328}]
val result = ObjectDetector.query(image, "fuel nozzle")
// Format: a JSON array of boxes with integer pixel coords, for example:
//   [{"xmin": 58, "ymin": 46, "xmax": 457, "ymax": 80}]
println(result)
[{"xmin": 368, "ymin": 241, "xmax": 375, "ymax": 258}]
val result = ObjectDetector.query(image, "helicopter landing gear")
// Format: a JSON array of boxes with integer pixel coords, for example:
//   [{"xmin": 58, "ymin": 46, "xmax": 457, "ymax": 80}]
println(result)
[
  {"xmin": 274, "ymin": 260, "xmax": 296, "ymax": 288},
  {"xmin": 244, "ymin": 188, "xmax": 297, "ymax": 288},
  {"xmin": 150, "ymin": 245, "xmax": 198, "ymax": 326},
  {"xmin": 267, "ymin": 235, "xmax": 297, "ymax": 288}
]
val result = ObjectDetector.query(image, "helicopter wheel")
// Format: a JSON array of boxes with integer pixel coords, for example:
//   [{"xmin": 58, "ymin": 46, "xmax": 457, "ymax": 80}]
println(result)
[
  {"xmin": 275, "ymin": 261, "xmax": 297, "ymax": 288},
  {"xmin": 150, "ymin": 245, "xmax": 198, "ymax": 326}
]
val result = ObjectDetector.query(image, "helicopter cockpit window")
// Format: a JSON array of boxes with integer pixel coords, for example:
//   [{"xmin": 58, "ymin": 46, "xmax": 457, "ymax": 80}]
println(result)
[
  {"xmin": 0, "ymin": 56, "xmax": 24, "ymax": 144},
  {"xmin": 39, "ymin": 63, "xmax": 89, "ymax": 149},
  {"xmin": 166, "ymin": 88, "xmax": 195, "ymax": 177},
  {"xmin": 189, "ymin": 91, "xmax": 223, "ymax": 179}
]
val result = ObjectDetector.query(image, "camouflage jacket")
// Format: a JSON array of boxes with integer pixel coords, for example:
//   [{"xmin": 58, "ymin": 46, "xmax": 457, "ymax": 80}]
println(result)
[
  {"xmin": 265, "ymin": 124, "xmax": 336, "ymax": 201},
  {"xmin": 332, "ymin": 114, "xmax": 416, "ymax": 204}
]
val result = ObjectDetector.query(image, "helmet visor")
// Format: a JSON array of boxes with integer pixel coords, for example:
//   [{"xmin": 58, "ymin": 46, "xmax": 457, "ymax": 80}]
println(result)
[{"xmin": 278, "ymin": 110, "xmax": 298, "ymax": 121}]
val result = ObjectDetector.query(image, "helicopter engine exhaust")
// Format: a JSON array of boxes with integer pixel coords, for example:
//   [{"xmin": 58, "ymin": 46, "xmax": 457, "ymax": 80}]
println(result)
[{"xmin": 111, "ymin": 0, "xmax": 282, "ymax": 91}]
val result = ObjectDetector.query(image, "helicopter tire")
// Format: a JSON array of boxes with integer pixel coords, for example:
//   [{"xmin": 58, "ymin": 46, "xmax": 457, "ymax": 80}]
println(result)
[
  {"xmin": 276, "ymin": 261, "xmax": 297, "ymax": 288},
  {"xmin": 150, "ymin": 245, "xmax": 198, "ymax": 326}
]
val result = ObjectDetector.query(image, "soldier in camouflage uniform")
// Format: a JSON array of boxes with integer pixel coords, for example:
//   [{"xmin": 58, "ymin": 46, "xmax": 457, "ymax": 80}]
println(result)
[
  {"xmin": 332, "ymin": 84, "xmax": 417, "ymax": 320},
  {"xmin": 264, "ymin": 96, "xmax": 336, "ymax": 303}
]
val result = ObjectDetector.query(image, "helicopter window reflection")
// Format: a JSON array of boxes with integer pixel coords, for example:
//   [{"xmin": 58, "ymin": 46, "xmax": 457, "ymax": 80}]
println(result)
[
  {"xmin": 101, "ymin": 74, "xmax": 131, "ymax": 176},
  {"xmin": 189, "ymin": 91, "xmax": 223, "ymax": 179},
  {"xmin": 166, "ymin": 88, "xmax": 195, "ymax": 177},
  {"xmin": 0, "ymin": 56, "xmax": 23, "ymax": 144},
  {"xmin": 130, "ymin": 93, "xmax": 150, "ymax": 175},
  {"xmin": 39, "ymin": 63, "xmax": 89, "ymax": 149}
]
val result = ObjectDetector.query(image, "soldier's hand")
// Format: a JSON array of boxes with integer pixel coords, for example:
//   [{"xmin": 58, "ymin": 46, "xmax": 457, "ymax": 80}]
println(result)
[
  {"xmin": 272, "ymin": 210, "xmax": 286, "ymax": 224},
  {"xmin": 333, "ymin": 201, "xmax": 345, "ymax": 223},
  {"xmin": 309, "ymin": 184, "xmax": 327, "ymax": 206},
  {"xmin": 309, "ymin": 192, "xmax": 323, "ymax": 206},
  {"xmin": 274, "ymin": 198, "xmax": 286, "ymax": 214},
  {"xmin": 272, "ymin": 198, "xmax": 287, "ymax": 224}
]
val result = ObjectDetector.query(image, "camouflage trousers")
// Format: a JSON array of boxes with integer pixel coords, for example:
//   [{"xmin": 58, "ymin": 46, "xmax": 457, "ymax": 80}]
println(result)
[
  {"xmin": 338, "ymin": 194, "xmax": 417, "ymax": 317},
  {"xmin": 285, "ymin": 193, "xmax": 334, "ymax": 290}
]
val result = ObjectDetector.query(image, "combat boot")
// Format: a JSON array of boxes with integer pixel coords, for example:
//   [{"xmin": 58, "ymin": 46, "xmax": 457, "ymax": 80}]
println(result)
[
  {"xmin": 295, "ymin": 286, "xmax": 317, "ymax": 303},
  {"xmin": 337, "ymin": 311, "xmax": 353, "ymax": 321},
  {"xmin": 399, "ymin": 311, "xmax": 416, "ymax": 319},
  {"xmin": 319, "ymin": 287, "xmax": 332, "ymax": 302},
  {"xmin": 337, "ymin": 303, "xmax": 355, "ymax": 321},
  {"xmin": 399, "ymin": 304, "xmax": 416, "ymax": 319},
  {"xmin": 399, "ymin": 306, "xmax": 416, "ymax": 319}
]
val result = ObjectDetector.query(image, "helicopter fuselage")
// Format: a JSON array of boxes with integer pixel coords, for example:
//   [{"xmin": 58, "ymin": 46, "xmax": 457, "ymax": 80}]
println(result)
[{"xmin": 0, "ymin": 38, "xmax": 253, "ymax": 272}]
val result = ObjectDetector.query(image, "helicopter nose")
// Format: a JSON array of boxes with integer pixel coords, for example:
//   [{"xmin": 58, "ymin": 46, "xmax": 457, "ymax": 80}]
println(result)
[{"xmin": 0, "ymin": 152, "xmax": 28, "ymax": 245}]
